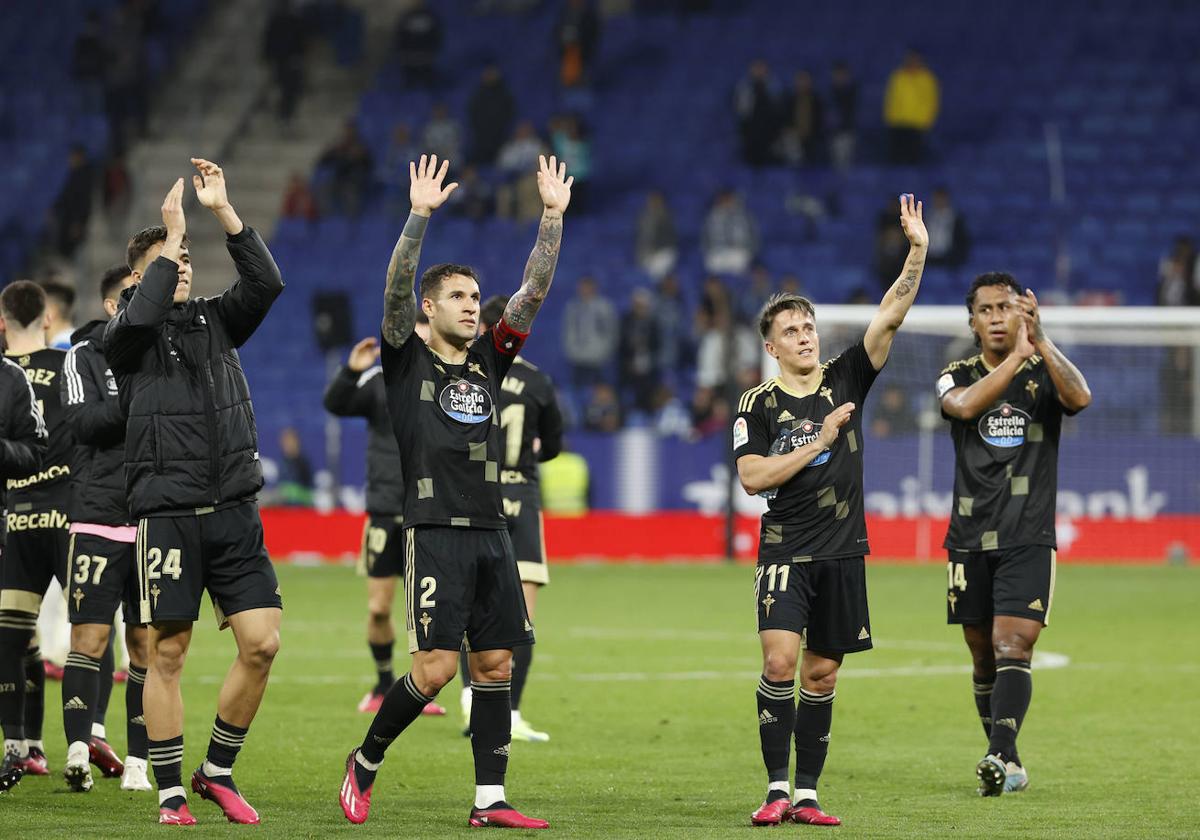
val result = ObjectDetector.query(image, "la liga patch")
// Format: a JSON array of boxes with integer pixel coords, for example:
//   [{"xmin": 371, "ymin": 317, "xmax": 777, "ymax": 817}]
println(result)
[{"xmin": 733, "ymin": 416, "xmax": 749, "ymax": 448}]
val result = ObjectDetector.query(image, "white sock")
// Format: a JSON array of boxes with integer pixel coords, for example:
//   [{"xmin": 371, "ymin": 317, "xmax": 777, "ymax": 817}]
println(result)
[
  {"xmin": 158, "ymin": 785, "xmax": 187, "ymax": 806},
  {"xmin": 511, "ymin": 710, "xmax": 524, "ymax": 724},
  {"xmin": 793, "ymin": 788, "xmax": 818, "ymax": 805},
  {"xmin": 92, "ymin": 722, "xmax": 106, "ymax": 739},
  {"xmin": 5, "ymin": 738, "xmax": 28, "ymax": 759},
  {"xmin": 27, "ymin": 739, "xmax": 43, "ymax": 752},
  {"xmin": 475, "ymin": 784, "xmax": 506, "ymax": 809},
  {"xmin": 768, "ymin": 781, "xmax": 790, "ymax": 796},
  {"xmin": 67, "ymin": 740, "xmax": 90, "ymax": 764},
  {"xmin": 202, "ymin": 760, "xmax": 232, "ymax": 778},
  {"xmin": 355, "ymin": 751, "xmax": 383, "ymax": 772},
  {"xmin": 124, "ymin": 755, "xmax": 147, "ymax": 770}
]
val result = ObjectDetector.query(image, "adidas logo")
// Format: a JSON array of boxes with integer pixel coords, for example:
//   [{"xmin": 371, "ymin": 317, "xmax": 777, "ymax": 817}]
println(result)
[
  {"xmin": 777, "ymin": 410, "xmax": 795, "ymax": 422},
  {"xmin": 493, "ymin": 744, "xmax": 510, "ymax": 757},
  {"xmin": 64, "ymin": 696, "xmax": 88, "ymax": 711},
  {"xmin": 819, "ymin": 734, "xmax": 831, "ymax": 743},
  {"xmin": 857, "ymin": 627, "xmax": 870, "ymax": 640},
  {"xmin": 759, "ymin": 709, "xmax": 778, "ymax": 726},
  {"xmin": 131, "ymin": 715, "xmax": 145, "ymax": 726},
  {"xmin": 1027, "ymin": 598, "xmax": 1044, "ymax": 611},
  {"xmin": 996, "ymin": 717, "xmax": 1019, "ymax": 732}
]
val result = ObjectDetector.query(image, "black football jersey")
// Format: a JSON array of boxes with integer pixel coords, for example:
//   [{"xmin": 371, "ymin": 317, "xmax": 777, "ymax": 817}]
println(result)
[
  {"xmin": 937, "ymin": 353, "xmax": 1070, "ymax": 552},
  {"xmin": 5, "ymin": 348, "xmax": 72, "ymax": 510},
  {"xmin": 381, "ymin": 326, "xmax": 524, "ymax": 529},
  {"xmin": 734, "ymin": 341, "xmax": 880, "ymax": 562},
  {"xmin": 497, "ymin": 357, "xmax": 562, "ymax": 490}
]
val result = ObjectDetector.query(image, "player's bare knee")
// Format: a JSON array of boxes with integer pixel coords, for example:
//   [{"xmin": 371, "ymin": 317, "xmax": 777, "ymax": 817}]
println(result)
[
  {"xmin": 991, "ymin": 633, "xmax": 1033, "ymax": 661},
  {"xmin": 800, "ymin": 668, "xmax": 838, "ymax": 694},
  {"xmin": 368, "ymin": 607, "xmax": 391, "ymax": 627},
  {"xmin": 70, "ymin": 623, "xmax": 110, "ymax": 659},
  {"xmin": 239, "ymin": 630, "xmax": 280, "ymax": 671},
  {"xmin": 151, "ymin": 637, "xmax": 188, "ymax": 680},
  {"xmin": 762, "ymin": 651, "xmax": 798, "ymax": 682}
]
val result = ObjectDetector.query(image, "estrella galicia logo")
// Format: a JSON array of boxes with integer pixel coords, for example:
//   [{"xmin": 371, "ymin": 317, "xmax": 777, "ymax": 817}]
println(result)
[
  {"xmin": 978, "ymin": 403, "xmax": 1030, "ymax": 448},
  {"xmin": 439, "ymin": 379, "xmax": 493, "ymax": 424},
  {"xmin": 760, "ymin": 419, "xmax": 829, "ymax": 500}
]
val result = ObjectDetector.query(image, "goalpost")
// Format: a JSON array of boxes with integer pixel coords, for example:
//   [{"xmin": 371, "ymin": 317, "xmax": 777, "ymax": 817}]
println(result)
[{"xmin": 760, "ymin": 305, "xmax": 1200, "ymax": 562}]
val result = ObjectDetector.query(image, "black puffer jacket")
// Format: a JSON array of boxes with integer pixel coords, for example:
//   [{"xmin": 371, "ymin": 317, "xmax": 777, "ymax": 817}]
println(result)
[
  {"xmin": 103, "ymin": 227, "xmax": 283, "ymax": 517},
  {"xmin": 1, "ymin": 357, "xmax": 47, "ymax": 513},
  {"xmin": 323, "ymin": 364, "xmax": 404, "ymax": 516},
  {"xmin": 61, "ymin": 319, "xmax": 130, "ymax": 525}
]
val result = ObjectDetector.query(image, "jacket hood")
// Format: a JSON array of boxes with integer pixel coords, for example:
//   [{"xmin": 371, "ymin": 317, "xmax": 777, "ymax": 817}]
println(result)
[{"xmin": 71, "ymin": 319, "xmax": 108, "ymax": 346}]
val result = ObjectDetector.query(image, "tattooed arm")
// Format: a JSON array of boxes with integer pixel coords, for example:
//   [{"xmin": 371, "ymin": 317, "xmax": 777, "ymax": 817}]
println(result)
[
  {"xmin": 865, "ymin": 193, "xmax": 928, "ymax": 370},
  {"xmin": 1019, "ymin": 289, "xmax": 1092, "ymax": 413},
  {"xmin": 382, "ymin": 154, "xmax": 458, "ymax": 348},
  {"xmin": 503, "ymin": 155, "xmax": 573, "ymax": 333}
]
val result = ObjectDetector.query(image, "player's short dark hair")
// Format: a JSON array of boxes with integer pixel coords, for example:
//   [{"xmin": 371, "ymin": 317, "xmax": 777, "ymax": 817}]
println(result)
[
  {"xmin": 480, "ymin": 294, "xmax": 509, "ymax": 329},
  {"xmin": 126, "ymin": 225, "xmax": 189, "ymax": 271},
  {"xmin": 40, "ymin": 280, "xmax": 76, "ymax": 316},
  {"xmin": 415, "ymin": 308, "xmax": 429, "ymax": 325},
  {"xmin": 419, "ymin": 263, "xmax": 480, "ymax": 301},
  {"xmin": 0, "ymin": 280, "xmax": 48, "ymax": 328},
  {"xmin": 757, "ymin": 292, "xmax": 817, "ymax": 340},
  {"xmin": 100, "ymin": 265, "xmax": 133, "ymax": 302},
  {"xmin": 965, "ymin": 272, "xmax": 1023, "ymax": 313}
]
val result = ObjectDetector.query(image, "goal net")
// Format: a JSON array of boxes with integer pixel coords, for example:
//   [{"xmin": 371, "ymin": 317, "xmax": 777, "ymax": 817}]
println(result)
[{"xmin": 764, "ymin": 305, "xmax": 1200, "ymax": 562}]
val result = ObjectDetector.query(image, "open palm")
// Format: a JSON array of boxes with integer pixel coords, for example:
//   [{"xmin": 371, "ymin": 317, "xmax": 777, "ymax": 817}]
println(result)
[
  {"xmin": 537, "ymin": 154, "xmax": 574, "ymax": 215},
  {"xmin": 899, "ymin": 193, "xmax": 927, "ymax": 248},
  {"xmin": 409, "ymin": 154, "xmax": 458, "ymax": 215},
  {"xmin": 191, "ymin": 158, "xmax": 229, "ymax": 210}
]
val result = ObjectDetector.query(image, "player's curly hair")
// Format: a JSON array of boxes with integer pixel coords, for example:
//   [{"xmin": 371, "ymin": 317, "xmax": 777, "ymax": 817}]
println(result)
[
  {"xmin": 126, "ymin": 225, "xmax": 190, "ymax": 271},
  {"xmin": 419, "ymin": 263, "xmax": 480, "ymax": 302},
  {"xmin": 965, "ymin": 272, "xmax": 1023, "ymax": 313},
  {"xmin": 0, "ymin": 280, "xmax": 47, "ymax": 328},
  {"xmin": 757, "ymin": 292, "xmax": 817, "ymax": 340}
]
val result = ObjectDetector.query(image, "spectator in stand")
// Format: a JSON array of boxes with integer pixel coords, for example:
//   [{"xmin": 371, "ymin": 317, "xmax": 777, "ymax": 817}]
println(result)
[
  {"xmin": 690, "ymin": 387, "xmax": 732, "ymax": 438},
  {"xmin": 496, "ymin": 121, "xmax": 548, "ymax": 221},
  {"xmin": 377, "ymin": 123, "xmax": 421, "ymax": 217},
  {"xmin": 739, "ymin": 262, "xmax": 774, "ymax": 324},
  {"xmin": 779, "ymin": 273, "xmax": 804, "ymax": 297},
  {"xmin": 653, "ymin": 273, "xmax": 689, "ymax": 374},
  {"xmin": 1157, "ymin": 235, "xmax": 1200, "ymax": 306},
  {"xmin": 650, "ymin": 384, "xmax": 692, "ymax": 438},
  {"xmin": 275, "ymin": 427, "xmax": 314, "ymax": 507},
  {"xmin": 318, "ymin": 121, "xmax": 374, "ymax": 217},
  {"xmin": 467, "ymin": 63, "xmax": 516, "ymax": 165},
  {"xmin": 447, "ymin": 165, "xmax": 494, "ymax": 221},
  {"xmin": 556, "ymin": 0, "xmax": 600, "ymax": 88},
  {"xmin": 562, "ymin": 275, "xmax": 618, "ymax": 389},
  {"xmin": 72, "ymin": 11, "xmax": 106, "ymax": 108},
  {"xmin": 263, "ymin": 0, "xmax": 309, "ymax": 128},
  {"xmin": 101, "ymin": 152, "xmax": 132, "ymax": 231},
  {"xmin": 777, "ymin": 69, "xmax": 825, "ymax": 166},
  {"xmin": 636, "ymin": 191, "xmax": 679, "ymax": 279},
  {"xmin": 702, "ymin": 189, "xmax": 760, "ymax": 276},
  {"xmin": 695, "ymin": 306, "xmax": 760, "ymax": 391},
  {"xmin": 618, "ymin": 289, "xmax": 661, "ymax": 414},
  {"xmin": 583, "ymin": 383, "xmax": 623, "ymax": 433},
  {"xmin": 926, "ymin": 187, "xmax": 970, "ymax": 267},
  {"xmin": 102, "ymin": 0, "xmax": 151, "ymax": 146},
  {"xmin": 735, "ymin": 59, "xmax": 781, "ymax": 167},
  {"xmin": 422, "ymin": 102, "xmax": 462, "ymax": 165},
  {"xmin": 281, "ymin": 172, "xmax": 319, "ymax": 221},
  {"xmin": 828, "ymin": 60, "xmax": 859, "ymax": 171},
  {"xmin": 551, "ymin": 115, "xmax": 592, "ymax": 212},
  {"xmin": 50, "ymin": 145, "xmax": 94, "ymax": 259},
  {"xmin": 884, "ymin": 49, "xmax": 940, "ymax": 165},
  {"xmin": 40, "ymin": 281, "xmax": 77, "ymax": 349},
  {"xmin": 394, "ymin": 0, "xmax": 442, "ymax": 87},
  {"xmin": 870, "ymin": 385, "xmax": 919, "ymax": 438}
]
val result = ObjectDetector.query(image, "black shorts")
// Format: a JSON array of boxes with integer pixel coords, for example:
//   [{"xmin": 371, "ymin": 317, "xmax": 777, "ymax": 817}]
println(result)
[
  {"xmin": 0, "ymin": 508, "xmax": 69, "ymax": 615},
  {"xmin": 503, "ymin": 486, "xmax": 548, "ymax": 586},
  {"xmin": 404, "ymin": 525, "xmax": 534, "ymax": 654},
  {"xmin": 946, "ymin": 545, "xmax": 1056, "ymax": 626},
  {"xmin": 135, "ymin": 501, "xmax": 282, "ymax": 629},
  {"xmin": 66, "ymin": 531, "xmax": 142, "ymax": 626},
  {"xmin": 755, "ymin": 557, "xmax": 873, "ymax": 655},
  {"xmin": 360, "ymin": 515, "xmax": 405, "ymax": 578}
]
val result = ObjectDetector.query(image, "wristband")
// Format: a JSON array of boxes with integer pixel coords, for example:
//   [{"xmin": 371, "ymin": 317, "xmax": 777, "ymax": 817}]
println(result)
[{"xmin": 402, "ymin": 212, "xmax": 429, "ymax": 239}]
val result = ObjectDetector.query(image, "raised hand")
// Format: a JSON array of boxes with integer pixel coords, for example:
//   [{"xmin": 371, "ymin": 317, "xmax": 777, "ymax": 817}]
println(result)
[
  {"xmin": 899, "ymin": 193, "xmax": 927, "ymax": 248},
  {"xmin": 817, "ymin": 402, "xmax": 856, "ymax": 448},
  {"xmin": 537, "ymin": 154, "xmax": 573, "ymax": 216},
  {"xmin": 346, "ymin": 337, "xmax": 380, "ymax": 372},
  {"xmin": 409, "ymin": 154, "xmax": 458, "ymax": 217},
  {"xmin": 1017, "ymin": 288, "xmax": 1046, "ymax": 344},
  {"xmin": 191, "ymin": 158, "xmax": 230, "ymax": 210},
  {"xmin": 1013, "ymin": 317, "xmax": 1036, "ymax": 360},
  {"xmin": 161, "ymin": 178, "xmax": 186, "ymax": 238}
]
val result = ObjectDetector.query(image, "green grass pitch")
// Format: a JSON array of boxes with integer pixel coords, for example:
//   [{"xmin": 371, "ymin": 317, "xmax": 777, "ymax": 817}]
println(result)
[{"xmin": 2, "ymin": 562, "xmax": 1197, "ymax": 838}]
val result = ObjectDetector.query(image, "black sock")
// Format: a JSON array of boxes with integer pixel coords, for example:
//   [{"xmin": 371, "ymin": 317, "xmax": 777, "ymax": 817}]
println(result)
[
  {"xmin": 369, "ymin": 641, "xmax": 394, "ymax": 694},
  {"xmin": 794, "ymin": 687, "xmax": 835, "ymax": 793},
  {"xmin": 95, "ymin": 633, "xmax": 115, "ymax": 730},
  {"xmin": 126, "ymin": 665, "xmax": 148, "ymax": 759},
  {"xmin": 357, "ymin": 672, "xmax": 433, "ymax": 788},
  {"xmin": 756, "ymin": 677, "xmax": 795, "ymax": 784},
  {"xmin": 987, "ymin": 659, "xmax": 1031, "ymax": 764},
  {"xmin": 206, "ymin": 715, "xmax": 248, "ymax": 771},
  {"xmin": 459, "ymin": 644, "xmax": 471, "ymax": 687},
  {"xmin": 22, "ymin": 647, "xmax": 45, "ymax": 741},
  {"xmin": 511, "ymin": 645, "xmax": 533, "ymax": 712},
  {"xmin": 470, "ymin": 680, "xmax": 511, "ymax": 786},
  {"xmin": 62, "ymin": 652, "xmax": 102, "ymax": 746},
  {"xmin": 973, "ymin": 677, "xmax": 995, "ymax": 739},
  {"xmin": 148, "ymin": 734, "xmax": 186, "ymax": 809},
  {"xmin": 0, "ymin": 624, "xmax": 33, "ymax": 742}
]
